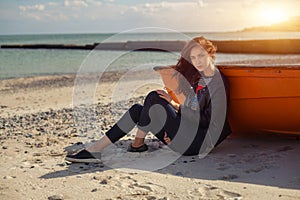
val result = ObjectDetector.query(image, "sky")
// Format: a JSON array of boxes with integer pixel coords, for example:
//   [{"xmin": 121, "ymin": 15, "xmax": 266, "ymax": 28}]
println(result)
[{"xmin": 0, "ymin": 0, "xmax": 299, "ymax": 35}]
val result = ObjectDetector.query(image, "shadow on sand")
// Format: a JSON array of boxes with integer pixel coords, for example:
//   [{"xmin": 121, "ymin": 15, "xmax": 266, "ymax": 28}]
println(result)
[{"xmin": 40, "ymin": 134, "xmax": 300, "ymax": 190}]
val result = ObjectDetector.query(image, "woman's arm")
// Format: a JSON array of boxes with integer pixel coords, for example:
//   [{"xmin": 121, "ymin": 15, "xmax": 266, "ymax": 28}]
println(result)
[{"xmin": 156, "ymin": 90, "xmax": 180, "ymax": 111}]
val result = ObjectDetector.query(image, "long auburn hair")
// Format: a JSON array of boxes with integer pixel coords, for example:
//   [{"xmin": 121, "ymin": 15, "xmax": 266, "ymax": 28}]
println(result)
[{"xmin": 173, "ymin": 36, "xmax": 217, "ymax": 94}]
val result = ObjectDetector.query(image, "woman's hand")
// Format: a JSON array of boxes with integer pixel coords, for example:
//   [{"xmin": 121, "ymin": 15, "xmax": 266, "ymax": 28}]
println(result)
[
  {"xmin": 156, "ymin": 89, "xmax": 180, "ymax": 111},
  {"xmin": 164, "ymin": 131, "xmax": 171, "ymax": 145},
  {"xmin": 156, "ymin": 89, "xmax": 172, "ymax": 102}
]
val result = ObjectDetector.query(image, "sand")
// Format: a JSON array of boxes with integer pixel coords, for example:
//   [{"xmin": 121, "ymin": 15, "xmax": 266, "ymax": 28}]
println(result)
[{"xmin": 1, "ymin": 68, "xmax": 300, "ymax": 200}]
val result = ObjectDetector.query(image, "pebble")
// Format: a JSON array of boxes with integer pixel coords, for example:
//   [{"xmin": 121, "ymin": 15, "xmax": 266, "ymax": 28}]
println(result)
[
  {"xmin": 34, "ymin": 159, "xmax": 43, "ymax": 164},
  {"xmin": 57, "ymin": 162, "xmax": 71, "ymax": 167},
  {"xmin": 175, "ymin": 172, "xmax": 183, "ymax": 176},
  {"xmin": 33, "ymin": 153, "xmax": 42, "ymax": 156},
  {"xmin": 221, "ymin": 174, "xmax": 238, "ymax": 180},
  {"xmin": 277, "ymin": 146, "xmax": 293, "ymax": 152},
  {"xmin": 3, "ymin": 175, "xmax": 16, "ymax": 179},
  {"xmin": 158, "ymin": 197, "xmax": 169, "ymax": 200},
  {"xmin": 227, "ymin": 154, "xmax": 237, "ymax": 158},
  {"xmin": 48, "ymin": 194, "xmax": 64, "ymax": 200},
  {"xmin": 146, "ymin": 196, "xmax": 157, "ymax": 200},
  {"xmin": 100, "ymin": 179, "xmax": 108, "ymax": 184}
]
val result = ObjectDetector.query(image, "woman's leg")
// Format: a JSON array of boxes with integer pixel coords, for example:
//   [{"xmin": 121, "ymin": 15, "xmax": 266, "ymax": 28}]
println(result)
[
  {"xmin": 134, "ymin": 91, "xmax": 181, "ymax": 143},
  {"xmin": 101, "ymin": 91, "xmax": 179, "ymax": 150},
  {"xmin": 66, "ymin": 92, "xmax": 181, "ymax": 162},
  {"xmin": 85, "ymin": 135, "xmax": 112, "ymax": 152},
  {"xmin": 73, "ymin": 90, "xmax": 179, "ymax": 153},
  {"xmin": 65, "ymin": 103, "xmax": 145, "ymax": 163},
  {"xmin": 131, "ymin": 129, "xmax": 147, "ymax": 148},
  {"xmin": 85, "ymin": 103, "xmax": 144, "ymax": 152}
]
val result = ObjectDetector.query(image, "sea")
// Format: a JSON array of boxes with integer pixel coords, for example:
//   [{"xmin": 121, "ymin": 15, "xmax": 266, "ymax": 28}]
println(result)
[{"xmin": 1, "ymin": 31, "xmax": 300, "ymax": 80}]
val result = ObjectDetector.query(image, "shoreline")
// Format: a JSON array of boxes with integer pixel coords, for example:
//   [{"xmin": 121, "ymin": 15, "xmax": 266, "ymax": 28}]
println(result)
[
  {"xmin": 1, "ymin": 56, "xmax": 300, "ymax": 83},
  {"xmin": 0, "ymin": 69, "xmax": 159, "ymax": 91}
]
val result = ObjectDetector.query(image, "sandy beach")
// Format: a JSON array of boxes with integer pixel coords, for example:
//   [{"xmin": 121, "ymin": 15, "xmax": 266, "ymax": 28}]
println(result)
[{"xmin": 1, "ymin": 65, "xmax": 300, "ymax": 200}]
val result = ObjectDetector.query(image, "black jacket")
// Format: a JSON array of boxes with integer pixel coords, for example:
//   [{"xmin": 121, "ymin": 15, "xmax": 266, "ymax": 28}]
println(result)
[{"xmin": 174, "ymin": 69, "xmax": 232, "ymax": 155}]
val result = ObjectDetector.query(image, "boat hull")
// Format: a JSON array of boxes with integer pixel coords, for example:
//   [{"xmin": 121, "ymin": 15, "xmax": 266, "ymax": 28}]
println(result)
[{"xmin": 217, "ymin": 64, "xmax": 300, "ymax": 135}]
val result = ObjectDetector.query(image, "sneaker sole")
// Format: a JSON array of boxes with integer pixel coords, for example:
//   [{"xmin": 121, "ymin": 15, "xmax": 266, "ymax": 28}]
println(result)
[
  {"xmin": 127, "ymin": 143, "xmax": 148, "ymax": 152},
  {"xmin": 65, "ymin": 157, "xmax": 103, "ymax": 164}
]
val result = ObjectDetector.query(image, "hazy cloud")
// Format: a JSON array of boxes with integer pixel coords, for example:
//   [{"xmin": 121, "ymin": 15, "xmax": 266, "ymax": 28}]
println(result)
[
  {"xmin": 19, "ymin": 4, "xmax": 45, "ymax": 12},
  {"xmin": 17, "ymin": 0, "xmax": 207, "ymax": 22},
  {"xmin": 1, "ymin": 0, "xmax": 299, "ymax": 34},
  {"xmin": 64, "ymin": 0, "xmax": 88, "ymax": 7}
]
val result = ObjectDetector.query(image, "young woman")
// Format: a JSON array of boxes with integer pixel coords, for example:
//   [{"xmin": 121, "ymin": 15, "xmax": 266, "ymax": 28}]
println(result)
[{"xmin": 66, "ymin": 36, "xmax": 231, "ymax": 163}]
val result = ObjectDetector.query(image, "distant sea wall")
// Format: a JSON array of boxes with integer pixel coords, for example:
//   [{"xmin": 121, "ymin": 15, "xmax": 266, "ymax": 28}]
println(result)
[
  {"xmin": 213, "ymin": 39, "xmax": 300, "ymax": 54},
  {"xmin": 1, "ymin": 39, "xmax": 300, "ymax": 54}
]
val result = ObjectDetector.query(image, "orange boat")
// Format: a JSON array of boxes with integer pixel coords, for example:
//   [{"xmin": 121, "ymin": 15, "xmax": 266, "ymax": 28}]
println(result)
[{"xmin": 154, "ymin": 65, "xmax": 300, "ymax": 135}]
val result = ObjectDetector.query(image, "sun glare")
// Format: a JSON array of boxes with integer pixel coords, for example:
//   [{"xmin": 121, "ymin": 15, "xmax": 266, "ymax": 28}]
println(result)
[{"xmin": 260, "ymin": 6, "xmax": 289, "ymax": 25}]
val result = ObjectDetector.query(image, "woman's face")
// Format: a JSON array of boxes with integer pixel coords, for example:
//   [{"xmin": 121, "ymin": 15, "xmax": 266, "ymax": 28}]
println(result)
[{"xmin": 189, "ymin": 45, "xmax": 212, "ymax": 73}]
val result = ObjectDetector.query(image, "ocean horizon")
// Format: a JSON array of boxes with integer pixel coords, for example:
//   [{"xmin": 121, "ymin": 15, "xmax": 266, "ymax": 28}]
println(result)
[{"xmin": 2, "ymin": 31, "xmax": 300, "ymax": 45}]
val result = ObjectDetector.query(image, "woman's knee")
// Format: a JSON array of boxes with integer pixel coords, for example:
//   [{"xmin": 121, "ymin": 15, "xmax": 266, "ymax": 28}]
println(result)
[
  {"xmin": 145, "ymin": 91, "xmax": 160, "ymax": 104},
  {"xmin": 129, "ymin": 104, "xmax": 143, "ymax": 122}
]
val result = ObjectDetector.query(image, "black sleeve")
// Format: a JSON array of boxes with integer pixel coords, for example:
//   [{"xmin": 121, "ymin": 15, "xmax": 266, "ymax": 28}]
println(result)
[{"xmin": 179, "ymin": 93, "xmax": 211, "ymax": 128}]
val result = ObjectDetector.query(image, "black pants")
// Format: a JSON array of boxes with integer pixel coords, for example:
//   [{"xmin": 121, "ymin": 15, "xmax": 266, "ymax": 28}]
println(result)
[
  {"xmin": 105, "ymin": 91, "xmax": 204, "ymax": 155},
  {"xmin": 106, "ymin": 91, "xmax": 180, "ymax": 144}
]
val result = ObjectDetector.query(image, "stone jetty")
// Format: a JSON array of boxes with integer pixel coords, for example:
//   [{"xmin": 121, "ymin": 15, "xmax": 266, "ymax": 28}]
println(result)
[{"xmin": 1, "ymin": 39, "xmax": 300, "ymax": 54}]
